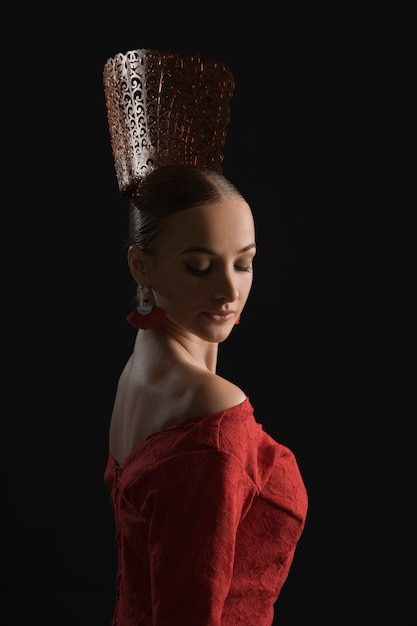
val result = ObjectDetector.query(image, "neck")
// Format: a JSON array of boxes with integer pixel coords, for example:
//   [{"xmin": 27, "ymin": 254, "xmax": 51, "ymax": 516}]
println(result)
[{"xmin": 134, "ymin": 326, "xmax": 219, "ymax": 374}]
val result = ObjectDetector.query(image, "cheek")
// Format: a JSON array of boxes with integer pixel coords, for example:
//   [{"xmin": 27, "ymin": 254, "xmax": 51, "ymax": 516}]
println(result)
[
  {"xmin": 239, "ymin": 278, "xmax": 254, "ymax": 308},
  {"xmin": 241, "ymin": 281, "xmax": 253, "ymax": 302},
  {"xmin": 239, "ymin": 271, "xmax": 254, "ymax": 291},
  {"xmin": 152, "ymin": 271, "xmax": 200, "ymax": 305}
]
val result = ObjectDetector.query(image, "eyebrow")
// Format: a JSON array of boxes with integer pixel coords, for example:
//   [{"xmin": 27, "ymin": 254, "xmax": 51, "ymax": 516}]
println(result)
[{"xmin": 180, "ymin": 243, "xmax": 256, "ymax": 255}]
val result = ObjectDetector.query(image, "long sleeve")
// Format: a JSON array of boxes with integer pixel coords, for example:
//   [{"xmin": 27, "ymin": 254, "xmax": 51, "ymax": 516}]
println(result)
[{"xmin": 145, "ymin": 449, "xmax": 257, "ymax": 625}]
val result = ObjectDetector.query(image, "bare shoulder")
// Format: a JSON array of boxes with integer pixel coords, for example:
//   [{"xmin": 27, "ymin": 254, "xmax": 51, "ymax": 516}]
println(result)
[{"xmin": 187, "ymin": 370, "xmax": 247, "ymax": 418}]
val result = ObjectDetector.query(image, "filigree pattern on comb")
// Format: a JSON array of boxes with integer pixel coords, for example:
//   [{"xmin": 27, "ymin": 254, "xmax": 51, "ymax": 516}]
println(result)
[{"xmin": 103, "ymin": 49, "xmax": 235, "ymax": 196}]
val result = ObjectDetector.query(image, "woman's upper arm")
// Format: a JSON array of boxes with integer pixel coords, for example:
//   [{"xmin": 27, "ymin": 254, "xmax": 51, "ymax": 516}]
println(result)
[{"xmin": 147, "ymin": 449, "xmax": 255, "ymax": 625}]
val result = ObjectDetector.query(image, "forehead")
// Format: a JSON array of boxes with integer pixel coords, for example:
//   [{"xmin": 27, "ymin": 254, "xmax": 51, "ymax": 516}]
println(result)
[{"xmin": 159, "ymin": 197, "xmax": 255, "ymax": 250}]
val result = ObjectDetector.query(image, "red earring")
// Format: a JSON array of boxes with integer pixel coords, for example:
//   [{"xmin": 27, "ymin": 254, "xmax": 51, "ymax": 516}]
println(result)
[
  {"xmin": 126, "ymin": 306, "xmax": 166, "ymax": 330},
  {"xmin": 126, "ymin": 285, "xmax": 166, "ymax": 330}
]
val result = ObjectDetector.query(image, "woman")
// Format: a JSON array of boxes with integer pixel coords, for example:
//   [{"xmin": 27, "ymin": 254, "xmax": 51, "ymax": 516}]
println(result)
[{"xmin": 103, "ymin": 49, "xmax": 307, "ymax": 626}]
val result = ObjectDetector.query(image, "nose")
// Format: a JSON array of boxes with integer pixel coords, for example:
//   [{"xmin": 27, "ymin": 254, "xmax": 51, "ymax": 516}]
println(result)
[{"xmin": 212, "ymin": 268, "xmax": 240, "ymax": 302}]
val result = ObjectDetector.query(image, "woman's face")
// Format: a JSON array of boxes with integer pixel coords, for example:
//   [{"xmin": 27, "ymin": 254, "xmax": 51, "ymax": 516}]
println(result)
[{"xmin": 139, "ymin": 195, "xmax": 256, "ymax": 343}]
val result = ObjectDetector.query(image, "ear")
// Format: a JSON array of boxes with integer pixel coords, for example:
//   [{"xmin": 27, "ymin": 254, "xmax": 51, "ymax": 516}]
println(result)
[{"xmin": 127, "ymin": 245, "xmax": 151, "ymax": 284}]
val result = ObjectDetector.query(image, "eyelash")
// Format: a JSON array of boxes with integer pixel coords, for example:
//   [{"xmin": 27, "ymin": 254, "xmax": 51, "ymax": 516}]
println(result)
[{"xmin": 186, "ymin": 264, "xmax": 252, "ymax": 275}]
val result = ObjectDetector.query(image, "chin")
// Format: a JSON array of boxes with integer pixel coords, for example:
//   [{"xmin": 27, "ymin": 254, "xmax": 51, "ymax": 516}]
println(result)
[{"xmin": 205, "ymin": 326, "xmax": 234, "ymax": 344}]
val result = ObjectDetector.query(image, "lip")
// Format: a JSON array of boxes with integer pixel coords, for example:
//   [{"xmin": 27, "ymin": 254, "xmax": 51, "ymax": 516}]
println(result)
[{"xmin": 203, "ymin": 311, "xmax": 236, "ymax": 323}]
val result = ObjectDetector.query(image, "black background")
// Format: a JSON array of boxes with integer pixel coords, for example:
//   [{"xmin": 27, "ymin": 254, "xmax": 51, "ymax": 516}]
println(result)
[{"xmin": 9, "ymin": 3, "xmax": 416, "ymax": 624}]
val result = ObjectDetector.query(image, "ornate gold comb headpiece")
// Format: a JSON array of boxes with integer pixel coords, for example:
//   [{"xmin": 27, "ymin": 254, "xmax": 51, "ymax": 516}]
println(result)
[{"xmin": 103, "ymin": 48, "xmax": 235, "ymax": 196}]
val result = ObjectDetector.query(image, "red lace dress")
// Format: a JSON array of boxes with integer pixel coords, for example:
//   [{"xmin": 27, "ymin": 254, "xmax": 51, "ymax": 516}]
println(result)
[{"xmin": 104, "ymin": 397, "xmax": 308, "ymax": 626}]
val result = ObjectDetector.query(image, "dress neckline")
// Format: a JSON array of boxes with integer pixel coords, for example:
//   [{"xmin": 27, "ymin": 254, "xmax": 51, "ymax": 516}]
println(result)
[{"xmin": 109, "ymin": 396, "xmax": 251, "ymax": 469}]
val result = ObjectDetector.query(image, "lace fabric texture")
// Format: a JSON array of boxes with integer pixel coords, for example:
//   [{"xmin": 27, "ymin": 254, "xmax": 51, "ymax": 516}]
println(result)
[{"xmin": 104, "ymin": 397, "xmax": 308, "ymax": 625}]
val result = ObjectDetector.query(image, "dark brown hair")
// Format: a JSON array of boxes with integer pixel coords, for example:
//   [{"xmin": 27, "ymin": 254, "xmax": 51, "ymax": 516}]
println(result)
[{"xmin": 128, "ymin": 164, "xmax": 243, "ymax": 251}]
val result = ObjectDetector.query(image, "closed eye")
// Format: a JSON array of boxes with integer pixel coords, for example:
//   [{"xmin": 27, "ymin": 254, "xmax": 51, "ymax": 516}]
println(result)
[
  {"xmin": 185, "ymin": 264, "xmax": 211, "ymax": 275},
  {"xmin": 185, "ymin": 263, "xmax": 253, "ymax": 275}
]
